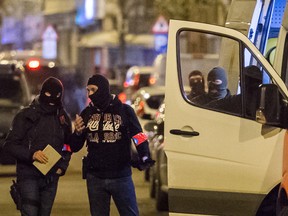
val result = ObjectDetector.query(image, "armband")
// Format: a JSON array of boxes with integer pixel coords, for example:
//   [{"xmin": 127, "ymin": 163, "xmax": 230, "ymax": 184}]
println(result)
[
  {"xmin": 132, "ymin": 132, "xmax": 148, "ymax": 146},
  {"xmin": 62, "ymin": 144, "xmax": 71, "ymax": 152}
]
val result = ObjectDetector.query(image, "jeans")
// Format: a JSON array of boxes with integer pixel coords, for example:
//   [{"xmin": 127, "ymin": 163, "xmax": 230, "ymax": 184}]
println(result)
[
  {"xmin": 18, "ymin": 175, "xmax": 59, "ymax": 216},
  {"xmin": 86, "ymin": 173, "xmax": 139, "ymax": 216}
]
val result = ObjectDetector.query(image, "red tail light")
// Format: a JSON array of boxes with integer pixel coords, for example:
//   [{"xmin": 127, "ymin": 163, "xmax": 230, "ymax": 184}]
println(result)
[
  {"xmin": 123, "ymin": 81, "xmax": 129, "ymax": 88},
  {"xmin": 27, "ymin": 59, "xmax": 40, "ymax": 70},
  {"xmin": 149, "ymin": 76, "xmax": 156, "ymax": 85}
]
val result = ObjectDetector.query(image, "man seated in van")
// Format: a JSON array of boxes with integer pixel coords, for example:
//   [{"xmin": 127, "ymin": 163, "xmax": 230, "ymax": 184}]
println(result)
[
  {"xmin": 191, "ymin": 66, "xmax": 230, "ymax": 105},
  {"xmin": 207, "ymin": 65, "xmax": 262, "ymax": 118},
  {"xmin": 187, "ymin": 70, "xmax": 205, "ymax": 100}
]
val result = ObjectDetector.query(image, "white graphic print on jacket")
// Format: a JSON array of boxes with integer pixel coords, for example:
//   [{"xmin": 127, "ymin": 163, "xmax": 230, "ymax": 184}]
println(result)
[{"xmin": 87, "ymin": 113, "xmax": 122, "ymax": 143}]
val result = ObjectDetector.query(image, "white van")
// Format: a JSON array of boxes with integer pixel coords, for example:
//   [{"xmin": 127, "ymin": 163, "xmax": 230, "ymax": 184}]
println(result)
[{"xmin": 164, "ymin": 1, "xmax": 288, "ymax": 216}]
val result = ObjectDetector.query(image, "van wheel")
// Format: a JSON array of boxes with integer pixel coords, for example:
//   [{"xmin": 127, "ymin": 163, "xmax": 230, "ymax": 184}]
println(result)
[
  {"xmin": 276, "ymin": 187, "xmax": 288, "ymax": 216},
  {"xmin": 256, "ymin": 185, "xmax": 278, "ymax": 216}
]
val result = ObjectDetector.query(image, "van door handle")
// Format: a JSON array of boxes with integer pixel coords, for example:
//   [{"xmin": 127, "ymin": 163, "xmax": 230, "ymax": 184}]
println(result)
[{"xmin": 170, "ymin": 129, "xmax": 199, "ymax": 136}]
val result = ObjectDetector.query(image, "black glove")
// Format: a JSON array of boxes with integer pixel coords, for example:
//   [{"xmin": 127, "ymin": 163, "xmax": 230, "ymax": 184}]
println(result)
[{"xmin": 131, "ymin": 157, "xmax": 155, "ymax": 171}]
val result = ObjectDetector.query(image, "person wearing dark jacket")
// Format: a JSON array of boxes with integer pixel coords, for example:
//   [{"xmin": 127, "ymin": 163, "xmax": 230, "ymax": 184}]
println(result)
[
  {"xmin": 3, "ymin": 77, "xmax": 72, "ymax": 216},
  {"xmin": 70, "ymin": 74, "xmax": 154, "ymax": 216}
]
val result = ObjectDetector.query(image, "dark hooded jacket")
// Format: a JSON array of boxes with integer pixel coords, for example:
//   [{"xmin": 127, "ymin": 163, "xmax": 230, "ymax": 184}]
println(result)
[
  {"xmin": 70, "ymin": 95, "xmax": 150, "ymax": 179},
  {"xmin": 3, "ymin": 96, "xmax": 72, "ymax": 180}
]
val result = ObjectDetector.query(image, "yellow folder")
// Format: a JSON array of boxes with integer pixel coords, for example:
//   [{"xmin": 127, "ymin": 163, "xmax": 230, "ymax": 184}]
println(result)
[{"xmin": 33, "ymin": 144, "xmax": 61, "ymax": 175}]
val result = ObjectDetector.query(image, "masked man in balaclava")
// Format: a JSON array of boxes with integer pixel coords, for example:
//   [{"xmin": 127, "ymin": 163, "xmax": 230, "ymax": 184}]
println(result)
[
  {"xmin": 207, "ymin": 65, "xmax": 263, "ymax": 116},
  {"xmin": 187, "ymin": 70, "xmax": 205, "ymax": 100},
  {"xmin": 192, "ymin": 67, "xmax": 230, "ymax": 105},
  {"xmin": 70, "ymin": 74, "xmax": 154, "ymax": 216},
  {"xmin": 3, "ymin": 77, "xmax": 72, "ymax": 216}
]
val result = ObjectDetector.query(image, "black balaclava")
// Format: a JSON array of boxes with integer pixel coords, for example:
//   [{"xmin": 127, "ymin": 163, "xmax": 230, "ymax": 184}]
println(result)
[
  {"xmin": 87, "ymin": 74, "xmax": 112, "ymax": 110},
  {"xmin": 207, "ymin": 67, "xmax": 228, "ymax": 100},
  {"xmin": 39, "ymin": 77, "xmax": 63, "ymax": 112},
  {"xmin": 188, "ymin": 70, "xmax": 205, "ymax": 98}
]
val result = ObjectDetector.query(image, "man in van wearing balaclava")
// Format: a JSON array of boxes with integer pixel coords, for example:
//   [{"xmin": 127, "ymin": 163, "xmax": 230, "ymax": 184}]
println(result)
[
  {"xmin": 207, "ymin": 65, "xmax": 263, "ymax": 116},
  {"xmin": 187, "ymin": 70, "xmax": 205, "ymax": 100},
  {"xmin": 4, "ymin": 77, "xmax": 72, "ymax": 216},
  {"xmin": 69, "ymin": 74, "xmax": 154, "ymax": 216},
  {"xmin": 192, "ymin": 66, "xmax": 230, "ymax": 105}
]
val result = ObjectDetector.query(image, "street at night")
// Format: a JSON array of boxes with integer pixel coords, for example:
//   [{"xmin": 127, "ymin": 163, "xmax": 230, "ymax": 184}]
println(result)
[
  {"xmin": 0, "ymin": 148, "xmax": 168, "ymax": 216},
  {"xmin": 2, "ymin": 0, "xmax": 288, "ymax": 215}
]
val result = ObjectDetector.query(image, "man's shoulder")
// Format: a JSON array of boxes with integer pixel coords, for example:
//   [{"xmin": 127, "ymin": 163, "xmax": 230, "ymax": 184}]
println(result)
[
  {"xmin": 11, "ymin": 105, "xmax": 39, "ymax": 126},
  {"xmin": 16, "ymin": 105, "xmax": 33, "ymax": 117},
  {"xmin": 21, "ymin": 105, "xmax": 41, "ymax": 122},
  {"xmin": 120, "ymin": 103, "xmax": 135, "ymax": 115}
]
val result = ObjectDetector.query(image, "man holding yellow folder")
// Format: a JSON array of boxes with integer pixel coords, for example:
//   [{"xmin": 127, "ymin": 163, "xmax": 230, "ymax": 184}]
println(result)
[{"xmin": 3, "ymin": 77, "xmax": 72, "ymax": 216}]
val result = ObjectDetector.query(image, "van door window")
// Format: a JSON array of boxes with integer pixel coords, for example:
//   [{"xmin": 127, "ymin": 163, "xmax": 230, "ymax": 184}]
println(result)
[
  {"xmin": 178, "ymin": 29, "xmax": 276, "ymax": 120},
  {"xmin": 178, "ymin": 30, "xmax": 240, "ymax": 114}
]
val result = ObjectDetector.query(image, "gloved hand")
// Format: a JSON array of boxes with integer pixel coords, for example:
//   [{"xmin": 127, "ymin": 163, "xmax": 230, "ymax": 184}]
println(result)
[{"xmin": 131, "ymin": 157, "xmax": 155, "ymax": 171}]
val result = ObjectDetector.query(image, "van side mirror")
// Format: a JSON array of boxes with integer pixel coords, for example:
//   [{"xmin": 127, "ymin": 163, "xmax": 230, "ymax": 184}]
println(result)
[{"xmin": 256, "ymin": 84, "xmax": 280, "ymax": 126}]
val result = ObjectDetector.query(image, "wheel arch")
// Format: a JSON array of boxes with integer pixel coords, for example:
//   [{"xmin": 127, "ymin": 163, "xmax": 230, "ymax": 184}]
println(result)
[{"xmin": 256, "ymin": 184, "xmax": 280, "ymax": 216}]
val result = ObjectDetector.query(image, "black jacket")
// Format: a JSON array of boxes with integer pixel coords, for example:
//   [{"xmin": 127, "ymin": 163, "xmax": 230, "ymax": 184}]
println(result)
[
  {"xmin": 3, "ymin": 97, "xmax": 72, "ymax": 180},
  {"xmin": 70, "ymin": 95, "xmax": 150, "ymax": 178}
]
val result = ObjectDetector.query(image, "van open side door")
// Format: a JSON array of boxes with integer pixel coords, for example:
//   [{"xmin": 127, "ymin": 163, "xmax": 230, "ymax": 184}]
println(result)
[{"xmin": 164, "ymin": 19, "xmax": 288, "ymax": 216}]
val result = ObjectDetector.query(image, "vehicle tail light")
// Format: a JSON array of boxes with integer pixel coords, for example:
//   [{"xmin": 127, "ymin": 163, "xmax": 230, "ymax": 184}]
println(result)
[
  {"xmin": 149, "ymin": 76, "xmax": 156, "ymax": 85},
  {"xmin": 123, "ymin": 81, "xmax": 129, "ymax": 88},
  {"xmin": 27, "ymin": 59, "xmax": 40, "ymax": 70}
]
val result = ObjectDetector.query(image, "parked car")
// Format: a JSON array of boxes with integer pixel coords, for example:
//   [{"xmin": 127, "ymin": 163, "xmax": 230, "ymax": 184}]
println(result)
[
  {"xmin": 144, "ymin": 101, "xmax": 168, "ymax": 211},
  {"xmin": 0, "ymin": 50, "xmax": 62, "ymax": 95},
  {"xmin": 131, "ymin": 85, "xmax": 165, "ymax": 120},
  {"xmin": 0, "ymin": 50, "xmax": 90, "ymax": 119},
  {"xmin": 0, "ymin": 63, "xmax": 32, "ymax": 165},
  {"xmin": 119, "ymin": 66, "xmax": 157, "ymax": 104}
]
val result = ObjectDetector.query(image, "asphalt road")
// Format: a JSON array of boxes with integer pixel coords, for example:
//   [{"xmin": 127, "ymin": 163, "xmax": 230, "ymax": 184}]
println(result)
[{"xmin": 0, "ymin": 147, "xmax": 169, "ymax": 216}]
